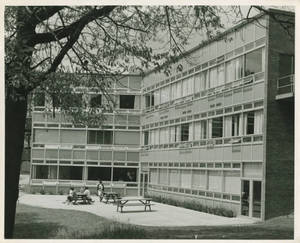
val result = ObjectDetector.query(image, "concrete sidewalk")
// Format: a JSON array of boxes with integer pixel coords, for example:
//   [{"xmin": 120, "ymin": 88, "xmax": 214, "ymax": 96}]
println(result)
[{"xmin": 19, "ymin": 194, "xmax": 258, "ymax": 227}]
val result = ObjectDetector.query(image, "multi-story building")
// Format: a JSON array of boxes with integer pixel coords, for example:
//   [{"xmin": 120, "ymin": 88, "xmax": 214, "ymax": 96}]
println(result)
[
  {"xmin": 140, "ymin": 9, "xmax": 294, "ymax": 220},
  {"xmin": 29, "ymin": 8, "xmax": 294, "ymax": 220},
  {"xmin": 30, "ymin": 74, "xmax": 143, "ymax": 196}
]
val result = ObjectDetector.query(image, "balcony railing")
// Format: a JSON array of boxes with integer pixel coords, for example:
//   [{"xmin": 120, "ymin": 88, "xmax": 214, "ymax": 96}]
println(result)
[{"xmin": 276, "ymin": 74, "xmax": 294, "ymax": 99}]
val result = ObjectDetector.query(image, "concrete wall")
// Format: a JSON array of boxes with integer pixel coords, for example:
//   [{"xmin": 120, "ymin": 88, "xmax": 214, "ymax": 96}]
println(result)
[{"xmin": 264, "ymin": 12, "xmax": 294, "ymax": 219}]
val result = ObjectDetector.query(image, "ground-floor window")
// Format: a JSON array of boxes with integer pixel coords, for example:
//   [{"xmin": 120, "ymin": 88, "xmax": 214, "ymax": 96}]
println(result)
[
  {"xmin": 59, "ymin": 166, "xmax": 83, "ymax": 180},
  {"xmin": 113, "ymin": 168, "xmax": 137, "ymax": 182},
  {"xmin": 32, "ymin": 165, "xmax": 57, "ymax": 179},
  {"xmin": 87, "ymin": 167, "xmax": 111, "ymax": 181}
]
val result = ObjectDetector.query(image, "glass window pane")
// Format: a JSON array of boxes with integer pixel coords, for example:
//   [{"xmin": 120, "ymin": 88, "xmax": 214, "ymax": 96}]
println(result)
[
  {"xmin": 245, "ymin": 49, "xmax": 262, "ymax": 76},
  {"xmin": 212, "ymin": 117, "xmax": 223, "ymax": 138}
]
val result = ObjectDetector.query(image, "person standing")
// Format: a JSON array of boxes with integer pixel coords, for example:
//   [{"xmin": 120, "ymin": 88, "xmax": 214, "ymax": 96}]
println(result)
[{"xmin": 97, "ymin": 180, "xmax": 105, "ymax": 202}]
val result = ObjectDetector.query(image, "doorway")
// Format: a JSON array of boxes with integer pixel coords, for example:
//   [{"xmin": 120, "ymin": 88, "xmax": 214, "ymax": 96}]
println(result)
[
  {"xmin": 140, "ymin": 172, "xmax": 148, "ymax": 197},
  {"xmin": 241, "ymin": 180, "xmax": 262, "ymax": 218}
]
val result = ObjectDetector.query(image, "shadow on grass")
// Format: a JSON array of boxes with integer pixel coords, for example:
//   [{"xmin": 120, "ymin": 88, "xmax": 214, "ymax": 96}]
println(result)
[{"xmin": 13, "ymin": 212, "xmax": 62, "ymax": 239}]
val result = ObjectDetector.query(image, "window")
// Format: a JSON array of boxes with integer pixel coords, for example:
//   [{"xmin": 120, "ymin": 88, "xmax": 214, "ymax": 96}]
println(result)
[
  {"xmin": 160, "ymin": 86, "xmax": 170, "ymax": 104},
  {"xmin": 224, "ymin": 116, "xmax": 232, "ymax": 137},
  {"xmin": 88, "ymin": 167, "xmax": 111, "ymax": 181},
  {"xmin": 34, "ymin": 93, "xmax": 45, "ymax": 106},
  {"xmin": 113, "ymin": 168, "xmax": 137, "ymax": 182},
  {"xmin": 65, "ymin": 93, "xmax": 82, "ymax": 107},
  {"xmin": 245, "ymin": 48, "xmax": 263, "ymax": 76},
  {"xmin": 225, "ymin": 56, "xmax": 244, "ymax": 83},
  {"xmin": 90, "ymin": 94, "xmax": 102, "ymax": 108},
  {"xmin": 245, "ymin": 112, "xmax": 254, "ymax": 135},
  {"xmin": 153, "ymin": 90, "xmax": 160, "ymax": 105},
  {"xmin": 87, "ymin": 130, "xmax": 113, "ymax": 144},
  {"xmin": 171, "ymin": 81, "xmax": 182, "ymax": 100},
  {"xmin": 279, "ymin": 54, "xmax": 294, "ymax": 77},
  {"xmin": 143, "ymin": 131, "xmax": 149, "ymax": 145},
  {"xmin": 217, "ymin": 64, "xmax": 225, "ymax": 86},
  {"xmin": 182, "ymin": 77, "xmax": 194, "ymax": 97},
  {"xmin": 209, "ymin": 66, "xmax": 218, "ymax": 88},
  {"xmin": 181, "ymin": 123, "xmax": 191, "ymax": 141},
  {"xmin": 32, "ymin": 165, "xmax": 57, "ymax": 179},
  {"xmin": 194, "ymin": 71, "xmax": 207, "ymax": 93},
  {"xmin": 212, "ymin": 117, "xmax": 223, "ymax": 138},
  {"xmin": 194, "ymin": 122, "xmax": 201, "ymax": 140},
  {"xmin": 145, "ymin": 94, "xmax": 151, "ymax": 108},
  {"xmin": 254, "ymin": 110, "xmax": 264, "ymax": 134},
  {"xmin": 194, "ymin": 121, "xmax": 207, "ymax": 140},
  {"xmin": 59, "ymin": 166, "xmax": 83, "ymax": 180},
  {"xmin": 119, "ymin": 95, "xmax": 135, "ymax": 109},
  {"xmin": 170, "ymin": 126, "xmax": 176, "ymax": 143},
  {"xmin": 232, "ymin": 114, "xmax": 242, "ymax": 136}
]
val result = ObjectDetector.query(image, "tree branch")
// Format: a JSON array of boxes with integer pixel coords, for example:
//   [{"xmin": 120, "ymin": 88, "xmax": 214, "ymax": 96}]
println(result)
[{"xmin": 30, "ymin": 6, "xmax": 116, "ymax": 45}]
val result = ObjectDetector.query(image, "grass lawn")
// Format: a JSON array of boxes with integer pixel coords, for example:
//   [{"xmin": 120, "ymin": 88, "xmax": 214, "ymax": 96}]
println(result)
[{"xmin": 13, "ymin": 204, "xmax": 294, "ymax": 239}]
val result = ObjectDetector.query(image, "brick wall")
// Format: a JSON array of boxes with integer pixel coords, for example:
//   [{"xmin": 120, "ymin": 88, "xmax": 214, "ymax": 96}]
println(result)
[{"xmin": 264, "ymin": 11, "xmax": 294, "ymax": 219}]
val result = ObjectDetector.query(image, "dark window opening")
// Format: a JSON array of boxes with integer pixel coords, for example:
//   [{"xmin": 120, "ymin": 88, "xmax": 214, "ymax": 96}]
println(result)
[
  {"xmin": 246, "ymin": 112, "xmax": 254, "ymax": 135},
  {"xmin": 181, "ymin": 123, "xmax": 189, "ymax": 141},
  {"xmin": 145, "ymin": 95, "xmax": 151, "ymax": 108},
  {"xmin": 120, "ymin": 95, "xmax": 135, "ymax": 109},
  {"xmin": 87, "ymin": 167, "xmax": 111, "ymax": 181},
  {"xmin": 245, "ymin": 48, "xmax": 263, "ymax": 76},
  {"xmin": 151, "ymin": 92, "xmax": 154, "ymax": 106},
  {"xmin": 144, "ymin": 131, "xmax": 149, "ymax": 145},
  {"xmin": 32, "ymin": 165, "xmax": 57, "ymax": 179},
  {"xmin": 279, "ymin": 54, "xmax": 294, "ymax": 77},
  {"xmin": 113, "ymin": 168, "xmax": 137, "ymax": 182},
  {"xmin": 34, "ymin": 93, "xmax": 45, "ymax": 106},
  {"xmin": 59, "ymin": 166, "xmax": 83, "ymax": 180},
  {"xmin": 87, "ymin": 130, "xmax": 113, "ymax": 144},
  {"xmin": 90, "ymin": 94, "xmax": 102, "ymax": 108},
  {"xmin": 212, "ymin": 117, "xmax": 223, "ymax": 138}
]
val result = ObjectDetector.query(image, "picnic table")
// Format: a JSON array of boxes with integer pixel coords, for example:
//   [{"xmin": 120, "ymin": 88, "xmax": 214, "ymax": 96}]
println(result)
[
  {"xmin": 102, "ymin": 192, "xmax": 120, "ymax": 204},
  {"xmin": 76, "ymin": 193, "xmax": 92, "ymax": 204},
  {"xmin": 116, "ymin": 197, "xmax": 153, "ymax": 213}
]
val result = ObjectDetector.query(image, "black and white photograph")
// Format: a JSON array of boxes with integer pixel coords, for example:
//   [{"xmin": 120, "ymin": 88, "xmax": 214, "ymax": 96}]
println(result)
[{"xmin": 3, "ymin": 3, "xmax": 297, "ymax": 240}]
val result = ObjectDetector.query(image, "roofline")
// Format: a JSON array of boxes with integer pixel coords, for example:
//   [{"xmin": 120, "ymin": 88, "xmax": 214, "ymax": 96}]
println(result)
[{"xmin": 144, "ymin": 8, "xmax": 294, "ymax": 77}]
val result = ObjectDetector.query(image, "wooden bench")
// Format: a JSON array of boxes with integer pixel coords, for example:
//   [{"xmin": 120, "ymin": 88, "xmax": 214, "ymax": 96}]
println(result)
[
  {"xmin": 75, "ymin": 193, "xmax": 93, "ymax": 204},
  {"xmin": 116, "ymin": 197, "xmax": 153, "ymax": 213},
  {"xmin": 101, "ymin": 192, "xmax": 120, "ymax": 204}
]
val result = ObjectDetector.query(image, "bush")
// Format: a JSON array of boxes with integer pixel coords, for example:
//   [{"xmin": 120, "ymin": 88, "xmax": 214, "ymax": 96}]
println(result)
[
  {"xmin": 58, "ymin": 190, "xmax": 64, "ymax": 195},
  {"xmin": 40, "ymin": 189, "xmax": 45, "ymax": 195},
  {"xmin": 149, "ymin": 195, "xmax": 235, "ymax": 218}
]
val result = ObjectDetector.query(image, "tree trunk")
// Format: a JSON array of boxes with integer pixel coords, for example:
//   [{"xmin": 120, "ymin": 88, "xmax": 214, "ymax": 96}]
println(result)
[{"xmin": 5, "ymin": 95, "xmax": 28, "ymax": 238}]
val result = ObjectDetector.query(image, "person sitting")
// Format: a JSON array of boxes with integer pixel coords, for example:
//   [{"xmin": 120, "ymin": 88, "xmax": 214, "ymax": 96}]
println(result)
[
  {"xmin": 97, "ymin": 180, "xmax": 105, "ymax": 202},
  {"xmin": 66, "ymin": 187, "xmax": 75, "ymax": 204},
  {"xmin": 83, "ymin": 186, "xmax": 93, "ymax": 204}
]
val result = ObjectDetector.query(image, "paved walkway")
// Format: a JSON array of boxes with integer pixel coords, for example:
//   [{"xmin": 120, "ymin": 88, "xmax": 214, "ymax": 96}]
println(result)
[{"xmin": 19, "ymin": 194, "xmax": 258, "ymax": 227}]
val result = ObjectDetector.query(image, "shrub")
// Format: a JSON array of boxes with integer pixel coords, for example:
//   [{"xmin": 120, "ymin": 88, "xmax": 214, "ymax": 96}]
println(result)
[
  {"xmin": 40, "ymin": 189, "xmax": 45, "ymax": 195},
  {"xmin": 149, "ymin": 194, "xmax": 235, "ymax": 218},
  {"xmin": 58, "ymin": 190, "xmax": 64, "ymax": 195}
]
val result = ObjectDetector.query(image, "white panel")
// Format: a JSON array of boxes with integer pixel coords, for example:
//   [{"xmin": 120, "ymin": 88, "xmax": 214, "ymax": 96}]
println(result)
[
  {"xmin": 150, "ymin": 168, "xmax": 158, "ymax": 184},
  {"xmin": 208, "ymin": 171, "xmax": 222, "ymax": 192},
  {"xmin": 159, "ymin": 168, "xmax": 168, "ymax": 185},
  {"xmin": 60, "ymin": 130, "xmax": 86, "ymax": 144},
  {"xmin": 114, "ymin": 131, "xmax": 140, "ymax": 145},
  {"xmin": 224, "ymin": 171, "xmax": 241, "ymax": 194},
  {"xmin": 169, "ymin": 169, "xmax": 180, "ymax": 186},
  {"xmin": 181, "ymin": 170, "xmax": 192, "ymax": 188},
  {"xmin": 35, "ymin": 129, "xmax": 59, "ymax": 143},
  {"xmin": 192, "ymin": 170, "xmax": 206, "ymax": 189},
  {"xmin": 243, "ymin": 162, "xmax": 262, "ymax": 178}
]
